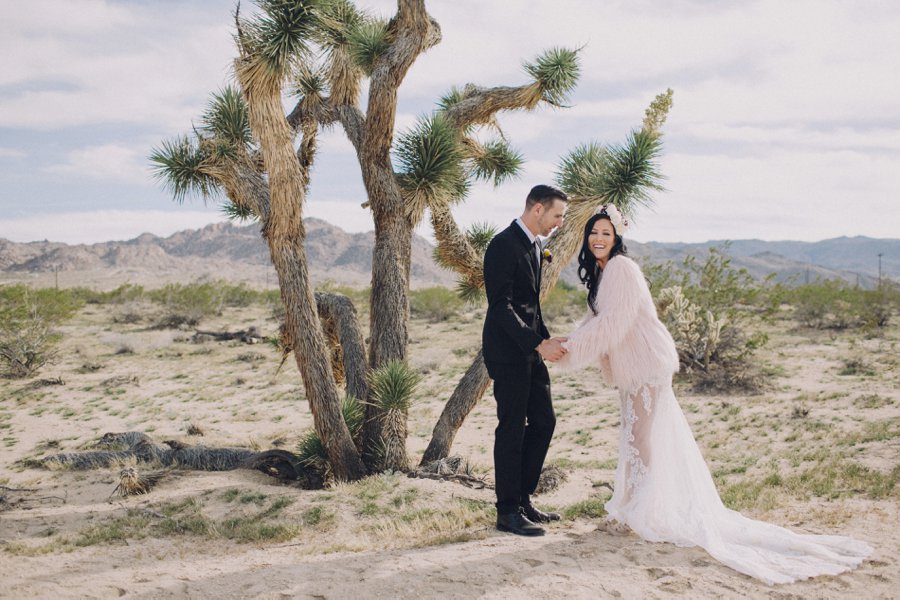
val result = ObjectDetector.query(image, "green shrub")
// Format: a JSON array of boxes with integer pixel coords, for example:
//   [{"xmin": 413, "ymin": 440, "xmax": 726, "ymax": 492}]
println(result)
[
  {"xmin": 779, "ymin": 279, "xmax": 897, "ymax": 330},
  {"xmin": 0, "ymin": 285, "xmax": 83, "ymax": 378},
  {"xmin": 410, "ymin": 287, "xmax": 463, "ymax": 322},
  {"xmin": 645, "ymin": 248, "xmax": 770, "ymax": 393},
  {"xmin": 69, "ymin": 283, "xmax": 147, "ymax": 305},
  {"xmin": 148, "ymin": 281, "xmax": 259, "ymax": 328}
]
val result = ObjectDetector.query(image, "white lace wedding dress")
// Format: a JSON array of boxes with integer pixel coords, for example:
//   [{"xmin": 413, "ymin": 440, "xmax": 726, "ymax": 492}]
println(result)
[{"xmin": 559, "ymin": 255, "xmax": 872, "ymax": 584}]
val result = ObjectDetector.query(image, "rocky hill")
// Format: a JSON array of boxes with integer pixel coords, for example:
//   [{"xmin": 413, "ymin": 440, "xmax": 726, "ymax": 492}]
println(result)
[
  {"xmin": 1, "ymin": 219, "xmax": 896, "ymax": 291},
  {"xmin": 0, "ymin": 219, "xmax": 454, "ymax": 290}
]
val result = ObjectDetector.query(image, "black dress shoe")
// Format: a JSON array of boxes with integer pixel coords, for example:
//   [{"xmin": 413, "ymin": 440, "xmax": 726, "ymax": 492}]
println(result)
[
  {"xmin": 497, "ymin": 510, "xmax": 545, "ymax": 536},
  {"xmin": 521, "ymin": 504, "xmax": 561, "ymax": 523}
]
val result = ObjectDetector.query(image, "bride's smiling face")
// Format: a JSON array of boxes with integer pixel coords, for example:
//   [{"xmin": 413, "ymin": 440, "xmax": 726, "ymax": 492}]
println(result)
[{"xmin": 588, "ymin": 219, "xmax": 616, "ymax": 265}]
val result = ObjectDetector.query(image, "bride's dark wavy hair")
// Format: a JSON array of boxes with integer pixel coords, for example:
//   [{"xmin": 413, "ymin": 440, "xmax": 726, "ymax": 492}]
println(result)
[{"xmin": 577, "ymin": 211, "xmax": 628, "ymax": 314}]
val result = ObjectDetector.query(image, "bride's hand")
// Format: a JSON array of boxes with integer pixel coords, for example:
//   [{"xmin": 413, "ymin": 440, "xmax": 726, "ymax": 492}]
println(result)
[{"xmin": 537, "ymin": 337, "xmax": 567, "ymax": 361}]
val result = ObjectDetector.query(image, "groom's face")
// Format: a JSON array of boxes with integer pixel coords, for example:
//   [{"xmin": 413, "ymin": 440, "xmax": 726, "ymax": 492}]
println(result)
[{"xmin": 536, "ymin": 198, "xmax": 567, "ymax": 236}]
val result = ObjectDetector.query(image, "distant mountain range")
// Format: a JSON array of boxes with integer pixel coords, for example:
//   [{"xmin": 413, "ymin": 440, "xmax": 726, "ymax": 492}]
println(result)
[
  {"xmin": 626, "ymin": 237, "xmax": 897, "ymax": 289},
  {"xmin": 1, "ymin": 219, "xmax": 896, "ymax": 290}
]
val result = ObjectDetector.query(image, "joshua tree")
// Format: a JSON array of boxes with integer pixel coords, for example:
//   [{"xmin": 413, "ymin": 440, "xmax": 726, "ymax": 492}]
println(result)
[
  {"xmin": 419, "ymin": 90, "xmax": 673, "ymax": 463},
  {"xmin": 152, "ymin": 0, "xmax": 672, "ymax": 481}
]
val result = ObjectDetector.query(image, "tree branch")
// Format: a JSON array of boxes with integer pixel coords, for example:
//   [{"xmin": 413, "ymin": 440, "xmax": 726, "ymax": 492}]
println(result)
[
  {"xmin": 287, "ymin": 98, "xmax": 365, "ymax": 156},
  {"xmin": 363, "ymin": 1, "xmax": 440, "ymax": 165},
  {"xmin": 430, "ymin": 204, "xmax": 483, "ymax": 287},
  {"xmin": 443, "ymin": 83, "xmax": 543, "ymax": 130}
]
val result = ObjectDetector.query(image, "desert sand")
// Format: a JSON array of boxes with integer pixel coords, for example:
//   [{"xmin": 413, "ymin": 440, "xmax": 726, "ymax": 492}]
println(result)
[{"xmin": 1, "ymin": 284, "xmax": 897, "ymax": 599}]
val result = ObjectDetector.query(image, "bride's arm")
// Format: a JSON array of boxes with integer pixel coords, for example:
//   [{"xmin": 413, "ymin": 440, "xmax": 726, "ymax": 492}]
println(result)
[
  {"xmin": 555, "ymin": 308, "xmax": 595, "ymax": 370},
  {"xmin": 558, "ymin": 257, "xmax": 647, "ymax": 367}
]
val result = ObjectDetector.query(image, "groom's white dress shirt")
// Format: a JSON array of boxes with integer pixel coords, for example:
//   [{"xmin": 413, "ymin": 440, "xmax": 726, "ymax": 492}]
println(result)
[{"xmin": 515, "ymin": 218, "xmax": 542, "ymax": 265}]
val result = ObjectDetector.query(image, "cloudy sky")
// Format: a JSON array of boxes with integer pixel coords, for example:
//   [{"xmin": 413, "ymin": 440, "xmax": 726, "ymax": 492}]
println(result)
[{"xmin": 2, "ymin": 0, "xmax": 898, "ymax": 245}]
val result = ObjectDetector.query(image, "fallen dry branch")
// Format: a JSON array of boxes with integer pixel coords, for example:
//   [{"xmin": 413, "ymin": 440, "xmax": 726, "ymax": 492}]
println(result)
[
  {"xmin": 407, "ymin": 470, "xmax": 489, "ymax": 490},
  {"xmin": 408, "ymin": 455, "xmax": 490, "ymax": 489},
  {"xmin": 34, "ymin": 432, "xmax": 317, "ymax": 487},
  {"xmin": 192, "ymin": 327, "xmax": 264, "ymax": 344}
]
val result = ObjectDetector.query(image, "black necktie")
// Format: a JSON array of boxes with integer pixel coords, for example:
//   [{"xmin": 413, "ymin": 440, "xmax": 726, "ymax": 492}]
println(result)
[{"xmin": 530, "ymin": 241, "xmax": 540, "ymax": 283}]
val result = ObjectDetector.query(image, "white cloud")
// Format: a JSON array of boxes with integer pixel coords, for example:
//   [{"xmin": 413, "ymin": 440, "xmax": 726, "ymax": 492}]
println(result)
[
  {"xmin": 45, "ymin": 143, "xmax": 152, "ymax": 184},
  {"xmin": 627, "ymin": 149, "xmax": 900, "ymax": 242},
  {"xmin": 676, "ymin": 123, "xmax": 900, "ymax": 152},
  {"xmin": 0, "ymin": 209, "xmax": 230, "ymax": 244},
  {"xmin": 0, "ymin": 1, "xmax": 235, "ymax": 131},
  {"xmin": 316, "ymin": 128, "xmax": 357, "ymax": 155},
  {"xmin": 0, "ymin": 147, "xmax": 26, "ymax": 158}
]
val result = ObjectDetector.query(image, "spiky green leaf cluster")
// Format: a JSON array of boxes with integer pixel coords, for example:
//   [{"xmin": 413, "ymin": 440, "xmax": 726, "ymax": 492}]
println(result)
[
  {"xmin": 465, "ymin": 222, "xmax": 497, "ymax": 256},
  {"xmin": 293, "ymin": 63, "xmax": 328, "ymax": 99},
  {"xmin": 241, "ymin": 0, "xmax": 320, "ymax": 78},
  {"xmin": 201, "ymin": 86, "xmax": 252, "ymax": 148},
  {"xmin": 296, "ymin": 395, "xmax": 364, "ymax": 466},
  {"xmin": 368, "ymin": 360, "xmax": 421, "ymax": 412},
  {"xmin": 347, "ymin": 18, "xmax": 391, "ymax": 75},
  {"xmin": 315, "ymin": 0, "xmax": 365, "ymax": 49},
  {"xmin": 524, "ymin": 47, "xmax": 580, "ymax": 105},
  {"xmin": 595, "ymin": 130, "xmax": 664, "ymax": 208},
  {"xmin": 470, "ymin": 140, "xmax": 524, "ymax": 186},
  {"xmin": 456, "ymin": 279, "xmax": 485, "ymax": 304},
  {"xmin": 221, "ymin": 201, "xmax": 258, "ymax": 222},
  {"xmin": 395, "ymin": 113, "xmax": 468, "ymax": 203},
  {"xmin": 437, "ymin": 86, "xmax": 466, "ymax": 112},
  {"xmin": 555, "ymin": 143, "xmax": 608, "ymax": 198},
  {"xmin": 149, "ymin": 137, "xmax": 218, "ymax": 203},
  {"xmin": 555, "ymin": 130, "xmax": 664, "ymax": 213}
]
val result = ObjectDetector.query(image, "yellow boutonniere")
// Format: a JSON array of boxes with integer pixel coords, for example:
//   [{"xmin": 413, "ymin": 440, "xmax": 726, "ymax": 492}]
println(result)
[{"xmin": 541, "ymin": 248, "xmax": 553, "ymax": 263}]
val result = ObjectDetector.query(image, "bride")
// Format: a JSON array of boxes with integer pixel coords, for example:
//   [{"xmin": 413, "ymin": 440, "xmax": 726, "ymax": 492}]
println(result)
[{"xmin": 556, "ymin": 205, "xmax": 872, "ymax": 584}]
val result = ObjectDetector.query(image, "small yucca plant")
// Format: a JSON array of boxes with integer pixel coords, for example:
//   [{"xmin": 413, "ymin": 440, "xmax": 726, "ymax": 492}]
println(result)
[
  {"xmin": 368, "ymin": 360, "xmax": 421, "ymax": 472},
  {"xmin": 297, "ymin": 395, "xmax": 364, "ymax": 485}
]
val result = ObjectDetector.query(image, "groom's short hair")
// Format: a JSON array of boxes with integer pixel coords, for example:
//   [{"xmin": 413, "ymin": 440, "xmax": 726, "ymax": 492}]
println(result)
[{"xmin": 526, "ymin": 184, "xmax": 568, "ymax": 209}]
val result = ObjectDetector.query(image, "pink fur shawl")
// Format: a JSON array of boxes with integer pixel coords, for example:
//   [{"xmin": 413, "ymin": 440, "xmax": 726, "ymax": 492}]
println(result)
[{"xmin": 558, "ymin": 255, "xmax": 679, "ymax": 392}]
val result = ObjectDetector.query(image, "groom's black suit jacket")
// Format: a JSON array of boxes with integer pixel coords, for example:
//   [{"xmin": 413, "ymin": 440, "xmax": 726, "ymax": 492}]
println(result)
[{"xmin": 482, "ymin": 221, "xmax": 550, "ymax": 363}]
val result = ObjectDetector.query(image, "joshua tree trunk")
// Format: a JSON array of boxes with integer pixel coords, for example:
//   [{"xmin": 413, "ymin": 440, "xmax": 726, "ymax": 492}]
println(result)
[
  {"xmin": 235, "ymin": 57, "xmax": 365, "ymax": 482},
  {"xmin": 420, "ymin": 350, "xmax": 491, "ymax": 464},
  {"xmin": 361, "ymin": 197, "xmax": 412, "ymax": 463},
  {"xmin": 356, "ymin": 0, "xmax": 439, "ymax": 468},
  {"xmin": 315, "ymin": 292, "xmax": 368, "ymax": 404}
]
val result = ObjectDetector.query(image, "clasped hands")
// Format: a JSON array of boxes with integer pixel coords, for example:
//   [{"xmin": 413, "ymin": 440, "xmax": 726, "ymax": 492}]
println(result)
[{"xmin": 537, "ymin": 337, "xmax": 568, "ymax": 362}]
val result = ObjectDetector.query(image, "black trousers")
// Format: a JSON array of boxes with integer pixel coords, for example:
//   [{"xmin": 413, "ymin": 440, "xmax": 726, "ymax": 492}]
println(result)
[{"xmin": 486, "ymin": 357, "xmax": 556, "ymax": 514}]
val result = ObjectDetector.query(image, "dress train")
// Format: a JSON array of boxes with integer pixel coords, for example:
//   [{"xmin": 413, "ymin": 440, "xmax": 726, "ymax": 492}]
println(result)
[{"xmin": 605, "ymin": 382, "xmax": 873, "ymax": 585}]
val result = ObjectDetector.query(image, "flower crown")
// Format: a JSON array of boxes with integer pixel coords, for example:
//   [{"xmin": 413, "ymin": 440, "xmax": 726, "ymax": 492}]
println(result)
[{"xmin": 595, "ymin": 204, "xmax": 629, "ymax": 235}]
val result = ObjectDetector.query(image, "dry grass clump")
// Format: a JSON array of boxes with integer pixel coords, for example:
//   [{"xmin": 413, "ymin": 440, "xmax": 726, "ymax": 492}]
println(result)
[
  {"xmin": 6, "ymin": 494, "xmax": 302, "ymax": 554},
  {"xmin": 186, "ymin": 423, "xmax": 205, "ymax": 436},
  {"xmin": 361, "ymin": 497, "xmax": 494, "ymax": 549},
  {"xmin": 111, "ymin": 467, "xmax": 170, "ymax": 497},
  {"xmin": 560, "ymin": 493, "xmax": 610, "ymax": 520},
  {"xmin": 838, "ymin": 357, "xmax": 876, "ymax": 377},
  {"xmin": 853, "ymin": 394, "xmax": 893, "ymax": 409},
  {"xmin": 534, "ymin": 464, "xmax": 568, "ymax": 495},
  {"xmin": 717, "ymin": 454, "xmax": 899, "ymax": 514}
]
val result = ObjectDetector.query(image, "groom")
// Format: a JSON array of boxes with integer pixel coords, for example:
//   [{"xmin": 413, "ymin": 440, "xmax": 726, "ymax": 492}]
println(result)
[{"xmin": 482, "ymin": 184, "xmax": 569, "ymax": 536}]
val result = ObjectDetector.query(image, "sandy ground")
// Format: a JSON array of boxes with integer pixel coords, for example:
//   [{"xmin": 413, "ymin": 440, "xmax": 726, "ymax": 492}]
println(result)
[{"xmin": 1, "ymin": 289, "xmax": 897, "ymax": 599}]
